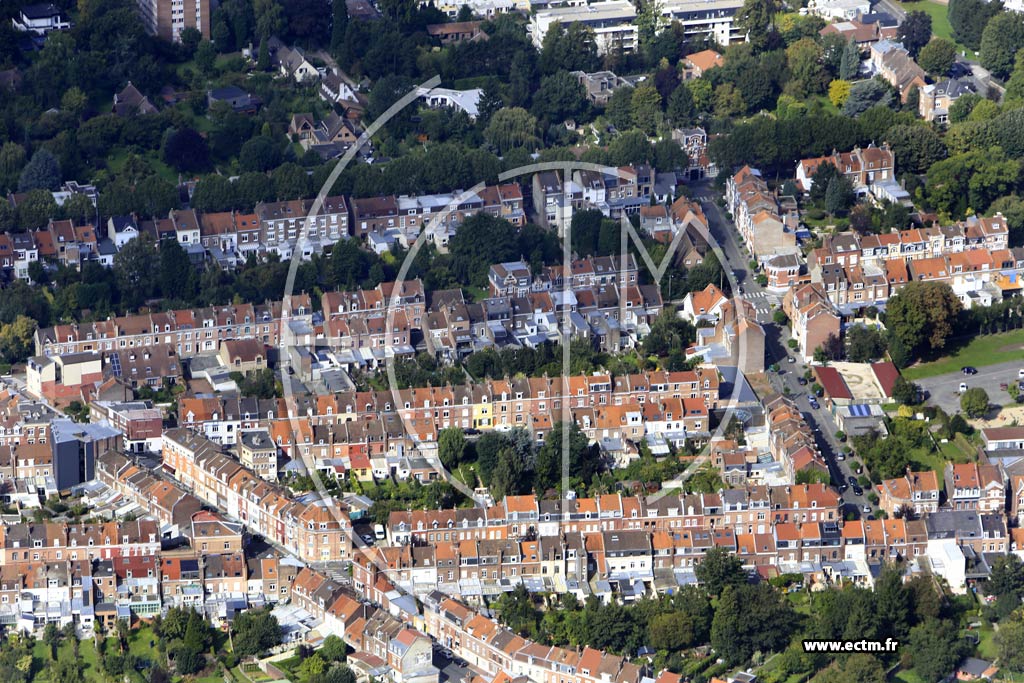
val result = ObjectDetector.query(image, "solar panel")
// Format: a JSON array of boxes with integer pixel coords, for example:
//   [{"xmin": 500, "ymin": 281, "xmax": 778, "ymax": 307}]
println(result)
[{"xmin": 109, "ymin": 353, "xmax": 122, "ymax": 377}]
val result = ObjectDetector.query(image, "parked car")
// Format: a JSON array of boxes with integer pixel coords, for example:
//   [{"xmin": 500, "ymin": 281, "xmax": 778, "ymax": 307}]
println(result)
[
  {"xmin": 848, "ymin": 475, "xmax": 858, "ymax": 486},
  {"xmin": 959, "ymin": 382, "xmax": 968, "ymax": 393},
  {"xmin": 962, "ymin": 366, "xmax": 978, "ymax": 375},
  {"xmin": 862, "ymin": 505, "xmax": 872, "ymax": 514},
  {"xmin": 797, "ymin": 376, "xmax": 807, "ymax": 385},
  {"xmin": 852, "ymin": 485, "xmax": 864, "ymax": 497}
]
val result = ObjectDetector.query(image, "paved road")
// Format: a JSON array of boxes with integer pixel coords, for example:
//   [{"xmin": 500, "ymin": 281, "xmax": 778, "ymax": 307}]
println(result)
[
  {"xmin": 691, "ymin": 183, "xmax": 780, "ymax": 324},
  {"xmin": 691, "ymin": 183, "xmax": 872, "ymax": 516},
  {"xmin": 915, "ymin": 360, "xmax": 1024, "ymax": 414}
]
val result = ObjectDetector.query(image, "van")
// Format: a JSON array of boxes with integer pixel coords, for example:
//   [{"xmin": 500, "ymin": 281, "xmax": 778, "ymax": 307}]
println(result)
[{"xmin": 373, "ymin": 524, "xmax": 386, "ymax": 541}]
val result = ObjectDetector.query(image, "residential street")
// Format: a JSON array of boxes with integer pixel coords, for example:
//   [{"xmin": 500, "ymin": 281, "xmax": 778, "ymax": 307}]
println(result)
[{"xmin": 694, "ymin": 183, "xmax": 872, "ymax": 518}]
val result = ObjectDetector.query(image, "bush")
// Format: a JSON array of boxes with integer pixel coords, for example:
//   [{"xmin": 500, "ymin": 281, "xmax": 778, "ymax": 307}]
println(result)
[
  {"xmin": 867, "ymin": 492, "xmax": 879, "ymax": 505},
  {"xmin": 787, "ymin": 339, "xmax": 798, "ymax": 349},
  {"xmin": 806, "ymin": 208, "xmax": 827, "ymax": 220}
]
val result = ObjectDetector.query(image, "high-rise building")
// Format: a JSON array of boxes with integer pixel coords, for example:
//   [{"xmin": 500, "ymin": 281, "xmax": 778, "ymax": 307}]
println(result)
[{"xmin": 135, "ymin": 0, "xmax": 210, "ymax": 42}]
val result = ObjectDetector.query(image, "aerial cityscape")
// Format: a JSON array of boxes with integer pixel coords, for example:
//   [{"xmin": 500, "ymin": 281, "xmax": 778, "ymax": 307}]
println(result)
[{"xmin": 1, "ymin": 0, "xmax": 1024, "ymax": 681}]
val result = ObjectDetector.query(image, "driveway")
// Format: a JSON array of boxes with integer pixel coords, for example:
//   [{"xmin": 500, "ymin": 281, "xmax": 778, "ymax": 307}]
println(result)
[{"xmin": 915, "ymin": 361, "xmax": 1023, "ymax": 414}]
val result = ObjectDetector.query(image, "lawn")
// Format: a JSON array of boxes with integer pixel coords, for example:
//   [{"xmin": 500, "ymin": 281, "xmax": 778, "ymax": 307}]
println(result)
[
  {"xmin": 902, "ymin": 328, "xmax": 1024, "ymax": 380},
  {"xmin": 895, "ymin": 0, "xmax": 977, "ymax": 57},
  {"xmin": 31, "ymin": 638, "xmax": 105, "ymax": 683}
]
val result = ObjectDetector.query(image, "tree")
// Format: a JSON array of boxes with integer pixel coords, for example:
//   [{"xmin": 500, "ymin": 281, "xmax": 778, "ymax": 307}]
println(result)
[
  {"xmin": 0, "ymin": 316, "xmax": 38, "ymax": 364},
  {"xmin": 927, "ymin": 147, "xmax": 1022, "ymax": 216},
  {"xmin": 898, "ymin": 11, "xmax": 932, "ymax": 58},
  {"xmin": 43, "ymin": 623, "xmax": 60, "ymax": 660},
  {"xmin": 16, "ymin": 189, "xmax": 59, "ymax": 229},
  {"xmin": 61, "ymin": 193, "xmax": 96, "ymax": 225},
  {"xmin": 605, "ymin": 86, "xmax": 634, "ymax": 130},
  {"xmin": 908, "ymin": 619, "xmax": 970, "ymax": 683},
  {"xmin": 960, "ymin": 387, "xmax": 989, "ymax": 418},
  {"xmin": 694, "ymin": 547, "xmax": 747, "ymax": 596},
  {"xmin": 1006, "ymin": 48, "xmax": 1024, "ymax": 104},
  {"xmin": 846, "ymin": 325, "xmax": 885, "ymax": 362},
  {"xmin": 884, "ymin": 281, "xmax": 962, "ymax": 362},
  {"xmin": 987, "ymin": 554, "xmax": 1024, "ymax": 599},
  {"xmin": 948, "ymin": 0, "xmax": 1001, "ymax": 51},
  {"xmin": 714, "ymin": 83, "xmax": 746, "ymax": 117},
  {"xmin": 828, "ymin": 79, "xmax": 851, "ymax": 107},
  {"xmin": 272, "ymin": 163, "xmax": 312, "ymax": 200},
  {"xmin": 539, "ymin": 22, "xmax": 599, "ymax": 74},
  {"xmin": 736, "ymin": 0, "xmax": 777, "ymax": 52},
  {"xmin": 159, "ymin": 239, "xmax": 197, "ymax": 301},
  {"xmin": 180, "ymin": 26, "xmax": 202, "ymax": 54},
  {"xmin": 239, "ymin": 136, "xmax": 283, "ymax": 172},
  {"xmin": 607, "ymin": 129, "xmax": 654, "ymax": 166},
  {"xmin": 438, "ymin": 427, "xmax": 466, "ymax": 470},
  {"xmin": 531, "ymin": 71, "xmax": 587, "ymax": 124},
  {"xmin": 0, "ymin": 142, "xmax": 26, "ymax": 194},
  {"xmin": 711, "ymin": 583, "xmax": 793, "ymax": 665},
  {"xmin": 918, "ymin": 38, "xmax": 957, "ymax": 77},
  {"xmin": 630, "ymin": 84, "xmax": 663, "ymax": 135},
  {"xmin": 61, "ymin": 86, "xmax": 88, "ymax": 120},
  {"xmin": 824, "ymin": 175, "xmax": 855, "ymax": 216},
  {"xmin": 18, "ymin": 149, "xmax": 61, "ymax": 192},
  {"xmin": 254, "ymin": 0, "xmax": 284, "ymax": 39},
  {"xmin": 533, "ymin": 421, "xmax": 597, "ymax": 492},
  {"xmin": 163, "ymin": 128, "xmax": 211, "ymax": 173},
  {"xmin": 667, "ymin": 83, "xmax": 695, "ymax": 126},
  {"xmin": 786, "ymin": 38, "xmax": 827, "ymax": 98},
  {"xmin": 233, "ymin": 608, "xmax": 281, "ymax": 657},
  {"xmin": 892, "ymin": 376, "xmax": 920, "ymax": 405},
  {"xmin": 195, "ymin": 40, "xmax": 218, "ymax": 76},
  {"xmin": 842, "ymin": 77, "xmax": 896, "ymax": 117},
  {"xmin": 886, "ymin": 124, "xmax": 947, "ymax": 175},
  {"xmin": 648, "ymin": 612, "xmax": 696, "ymax": 651},
  {"xmin": 134, "ymin": 175, "xmax": 179, "ymax": 218},
  {"xmin": 979, "ymin": 11, "xmax": 1024, "ymax": 79},
  {"xmin": 998, "ymin": 617, "xmax": 1024, "ymax": 673},
  {"xmin": 114, "ymin": 233, "xmax": 158, "ymax": 310},
  {"xmin": 653, "ymin": 138, "xmax": 687, "ymax": 173},
  {"xmin": 839, "ymin": 38, "xmax": 860, "ymax": 80},
  {"xmin": 484, "ymin": 108, "xmax": 539, "ymax": 154}
]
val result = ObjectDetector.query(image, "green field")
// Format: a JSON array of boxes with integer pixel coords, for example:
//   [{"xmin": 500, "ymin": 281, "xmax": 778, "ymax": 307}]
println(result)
[
  {"xmin": 895, "ymin": 0, "xmax": 978, "ymax": 57},
  {"xmin": 902, "ymin": 328, "xmax": 1024, "ymax": 380}
]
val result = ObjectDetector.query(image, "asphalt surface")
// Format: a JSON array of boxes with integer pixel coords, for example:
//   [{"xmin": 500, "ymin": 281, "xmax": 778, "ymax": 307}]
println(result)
[
  {"xmin": 694, "ymin": 185, "xmax": 872, "ymax": 517},
  {"xmin": 915, "ymin": 360, "xmax": 1024, "ymax": 414}
]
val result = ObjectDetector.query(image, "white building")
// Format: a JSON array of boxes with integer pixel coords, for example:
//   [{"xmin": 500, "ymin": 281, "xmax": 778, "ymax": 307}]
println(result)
[
  {"xmin": 417, "ymin": 87, "xmax": 484, "ymax": 119},
  {"xmin": 12, "ymin": 2, "xmax": 70, "ymax": 33},
  {"xmin": 926, "ymin": 538, "xmax": 967, "ymax": 594},
  {"xmin": 660, "ymin": 0, "xmax": 745, "ymax": 46},
  {"xmin": 807, "ymin": 0, "xmax": 870, "ymax": 20},
  {"xmin": 530, "ymin": 2, "xmax": 639, "ymax": 55}
]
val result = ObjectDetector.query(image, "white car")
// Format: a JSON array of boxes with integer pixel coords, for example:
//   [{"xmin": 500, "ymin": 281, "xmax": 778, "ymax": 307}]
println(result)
[
  {"xmin": 1018, "ymin": 368, "xmax": 1024, "ymax": 379},
  {"xmin": 959, "ymin": 382, "xmax": 968, "ymax": 393},
  {"xmin": 862, "ymin": 505, "xmax": 871, "ymax": 514}
]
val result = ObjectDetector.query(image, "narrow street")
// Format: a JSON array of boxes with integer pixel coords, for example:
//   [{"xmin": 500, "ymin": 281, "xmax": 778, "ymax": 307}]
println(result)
[{"xmin": 693, "ymin": 182, "xmax": 872, "ymax": 519}]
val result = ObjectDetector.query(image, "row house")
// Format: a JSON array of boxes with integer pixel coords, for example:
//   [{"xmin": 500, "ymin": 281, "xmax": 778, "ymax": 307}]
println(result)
[
  {"xmin": 0, "ymin": 519, "xmax": 160, "ymax": 565},
  {"xmin": 944, "ymin": 462, "xmax": 1006, "ymax": 512},
  {"xmin": 876, "ymin": 468, "xmax": 941, "ymax": 516},
  {"xmin": 34, "ymin": 299, "xmax": 304, "ymax": 357},
  {"xmin": 161, "ymin": 428, "xmax": 351, "ymax": 563},
  {"xmin": 795, "ymin": 144, "xmax": 895, "ymax": 194},
  {"xmin": 725, "ymin": 166, "xmax": 798, "ymax": 265},
  {"xmin": 781, "ymin": 283, "xmax": 841, "ymax": 361}
]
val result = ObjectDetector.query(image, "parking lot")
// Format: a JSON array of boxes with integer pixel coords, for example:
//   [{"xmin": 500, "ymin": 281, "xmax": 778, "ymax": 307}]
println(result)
[{"xmin": 915, "ymin": 360, "xmax": 1024, "ymax": 413}]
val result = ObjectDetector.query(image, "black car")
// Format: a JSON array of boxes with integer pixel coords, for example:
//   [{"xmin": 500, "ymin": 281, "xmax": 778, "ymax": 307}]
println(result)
[
  {"xmin": 961, "ymin": 366, "xmax": 978, "ymax": 375},
  {"xmin": 852, "ymin": 485, "xmax": 864, "ymax": 496},
  {"xmin": 797, "ymin": 377, "xmax": 807, "ymax": 385},
  {"xmin": 847, "ymin": 475, "xmax": 858, "ymax": 486}
]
